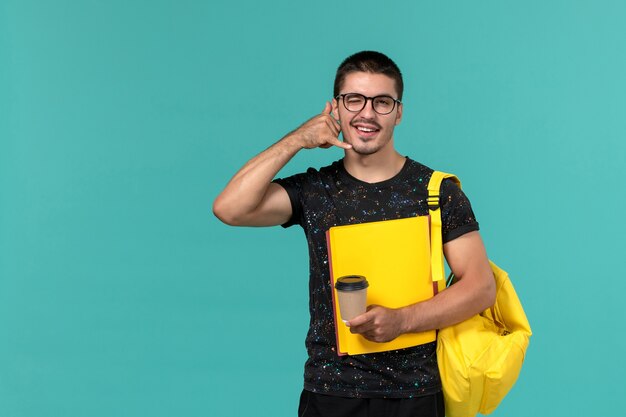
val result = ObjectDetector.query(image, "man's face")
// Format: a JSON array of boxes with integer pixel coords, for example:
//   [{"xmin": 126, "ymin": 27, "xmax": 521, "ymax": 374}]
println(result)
[{"xmin": 332, "ymin": 71, "xmax": 403, "ymax": 156}]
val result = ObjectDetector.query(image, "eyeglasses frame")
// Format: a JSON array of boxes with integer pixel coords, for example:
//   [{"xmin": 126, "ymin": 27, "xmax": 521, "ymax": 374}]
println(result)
[{"xmin": 335, "ymin": 93, "xmax": 402, "ymax": 115}]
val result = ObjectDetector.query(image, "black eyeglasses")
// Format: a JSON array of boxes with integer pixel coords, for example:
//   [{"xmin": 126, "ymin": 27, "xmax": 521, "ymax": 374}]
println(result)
[{"xmin": 335, "ymin": 93, "xmax": 401, "ymax": 115}]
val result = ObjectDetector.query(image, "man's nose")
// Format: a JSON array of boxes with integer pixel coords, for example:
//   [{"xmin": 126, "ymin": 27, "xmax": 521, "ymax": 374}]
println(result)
[{"xmin": 358, "ymin": 98, "xmax": 377, "ymax": 117}]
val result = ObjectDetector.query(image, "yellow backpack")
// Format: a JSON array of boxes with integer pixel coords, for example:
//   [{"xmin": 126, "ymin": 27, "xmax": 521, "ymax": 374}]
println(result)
[{"xmin": 427, "ymin": 171, "xmax": 532, "ymax": 417}]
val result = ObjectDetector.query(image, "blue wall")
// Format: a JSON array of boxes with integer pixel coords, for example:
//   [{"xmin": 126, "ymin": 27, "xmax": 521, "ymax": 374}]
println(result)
[{"xmin": 1, "ymin": 1, "xmax": 624, "ymax": 416}]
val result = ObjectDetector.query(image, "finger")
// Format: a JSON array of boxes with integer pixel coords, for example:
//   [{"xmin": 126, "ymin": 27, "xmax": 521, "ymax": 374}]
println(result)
[
  {"xmin": 323, "ymin": 118, "xmax": 339, "ymax": 136},
  {"xmin": 323, "ymin": 125, "xmax": 348, "ymax": 148},
  {"xmin": 326, "ymin": 122, "xmax": 341, "ymax": 139},
  {"xmin": 329, "ymin": 117, "xmax": 342, "ymax": 134},
  {"xmin": 350, "ymin": 321, "xmax": 375, "ymax": 335},
  {"xmin": 319, "ymin": 135, "xmax": 342, "ymax": 149},
  {"xmin": 346, "ymin": 311, "xmax": 372, "ymax": 328},
  {"xmin": 325, "ymin": 137, "xmax": 351, "ymax": 150},
  {"xmin": 322, "ymin": 101, "xmax": 332, "ymax": 115}
]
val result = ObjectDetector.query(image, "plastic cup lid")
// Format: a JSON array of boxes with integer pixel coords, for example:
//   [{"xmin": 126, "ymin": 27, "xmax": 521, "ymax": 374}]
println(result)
[{"xmin": 335, "ymin": 275, "xmax": 369, "ymax": 291}]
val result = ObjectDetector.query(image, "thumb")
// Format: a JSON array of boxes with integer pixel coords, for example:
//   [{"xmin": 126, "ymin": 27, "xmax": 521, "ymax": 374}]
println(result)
[
  {"xmin": 322, "ymin": 101, "xmax": 332, "ymax": 115},
  {"xmin": 346, "ymin": 310, "xmax": 371, "ymax": 327}
]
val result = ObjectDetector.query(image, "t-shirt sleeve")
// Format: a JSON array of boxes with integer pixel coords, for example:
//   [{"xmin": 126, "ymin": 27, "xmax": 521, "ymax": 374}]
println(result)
[
  {"xmin": 440, "ymin": 178, "xmax": 480, "ymax": 243},
  {"xmin": 272, "ymin": 173, "xmax": 306, "ymax": 228}
]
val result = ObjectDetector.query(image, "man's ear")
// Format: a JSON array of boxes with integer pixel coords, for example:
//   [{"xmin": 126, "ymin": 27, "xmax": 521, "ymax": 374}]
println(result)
[
  {"xmin": 395, "ymin": 102, "xmax": 403, "ymax": 126},
  {"xmin": 332, "ymin": 98, "xmax": 340, "ymax": 120}
]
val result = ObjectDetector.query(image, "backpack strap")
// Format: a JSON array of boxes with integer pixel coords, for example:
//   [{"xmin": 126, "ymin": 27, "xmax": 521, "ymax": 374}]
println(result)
[{"xmin": 427, "ymin": 171, "xmax": 461, "ymax": 283}]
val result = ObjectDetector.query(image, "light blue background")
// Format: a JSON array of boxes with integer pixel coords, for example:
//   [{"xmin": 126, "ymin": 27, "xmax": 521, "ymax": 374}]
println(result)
[{"xmin": 1, "ymin": 1, "xmax": 625, "ymax": 416}]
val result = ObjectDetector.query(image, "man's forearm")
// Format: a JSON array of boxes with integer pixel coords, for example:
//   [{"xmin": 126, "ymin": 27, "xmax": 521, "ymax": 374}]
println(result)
[
  {"xmin": 399, "ymin": 269, "xmax": 495, "ymax": 334},
  {"xmin": 212, "ymin": 134, "xmax": 301, "ymax": 225},
  {"xmin": 213, "ymin": 102, "xmax": 346, "ymax": 226},
  {"xmin": 398, "ymin": 231, "xmax": 497, "ymax": 333},
  {"xmin": 397, "ymin": 231, "xmax": 497, "ymax": 335}
]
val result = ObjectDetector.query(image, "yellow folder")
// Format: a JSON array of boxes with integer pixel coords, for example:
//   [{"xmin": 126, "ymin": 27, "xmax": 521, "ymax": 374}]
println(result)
[{"xmin": 326, "ymin": 216, "xmax": 437, "ymax": 356}]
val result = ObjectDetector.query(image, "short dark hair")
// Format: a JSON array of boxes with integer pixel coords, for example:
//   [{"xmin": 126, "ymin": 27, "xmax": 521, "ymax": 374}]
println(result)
[{"xmin": 333, "ymin": 51, "xmax": 404, "ymax": 100}]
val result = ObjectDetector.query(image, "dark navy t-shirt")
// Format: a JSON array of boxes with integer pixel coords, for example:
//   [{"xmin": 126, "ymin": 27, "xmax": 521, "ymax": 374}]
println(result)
[{"xmin": 274, "ymin": 158, "xmax": 479, "ymax": 398}]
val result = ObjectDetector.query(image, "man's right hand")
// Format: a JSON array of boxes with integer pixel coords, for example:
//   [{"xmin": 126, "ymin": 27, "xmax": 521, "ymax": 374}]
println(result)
[
  {"xmin": 287, "ymin": 102, "xmax": 352, "ymax": 150},
  {"xmin": 213, "ymin": 102, "xmax": 351, "ymax": 227}
]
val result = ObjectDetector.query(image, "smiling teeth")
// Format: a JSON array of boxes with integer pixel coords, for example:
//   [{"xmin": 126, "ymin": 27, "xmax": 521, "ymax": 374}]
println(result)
[{"xmin": 357, "ymin": 127, "xmax": 376, "ymax": 132}]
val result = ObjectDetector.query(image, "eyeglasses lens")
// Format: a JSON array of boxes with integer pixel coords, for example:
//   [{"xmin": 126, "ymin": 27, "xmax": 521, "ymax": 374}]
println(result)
[{"xmin": 342, "ymin": 94, "xmax": 395, "ymax": 115}]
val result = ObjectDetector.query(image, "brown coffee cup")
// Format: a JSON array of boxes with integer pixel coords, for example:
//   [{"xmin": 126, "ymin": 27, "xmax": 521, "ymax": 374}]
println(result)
[{"xmin": 335, "ymin": 275, "xmax": 369, "ymax": 322}]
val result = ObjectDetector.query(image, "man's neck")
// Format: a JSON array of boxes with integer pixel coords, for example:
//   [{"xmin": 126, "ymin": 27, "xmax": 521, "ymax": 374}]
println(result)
[{"xmin": 343, "ymin": 147, "xmax": 406, "ymax": 184}]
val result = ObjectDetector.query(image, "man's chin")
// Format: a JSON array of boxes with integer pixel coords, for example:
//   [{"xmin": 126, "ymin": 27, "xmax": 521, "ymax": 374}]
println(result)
[
  {"xmin": 343, "ymin": 134, "xmax": 389, "ymax": 156},
  {"xmin": 348, "ymin": 143, "xmax": 379, "ymax": 156}
]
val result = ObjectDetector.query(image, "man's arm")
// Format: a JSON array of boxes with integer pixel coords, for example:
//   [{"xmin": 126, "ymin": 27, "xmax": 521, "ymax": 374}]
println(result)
[
  {"xmin": 347, "ymin": 231, "xmax": 496, "ymax": 343},
  {"xmin": 213, "ymin": 102, "xmax": 350, "ymax": 227}
]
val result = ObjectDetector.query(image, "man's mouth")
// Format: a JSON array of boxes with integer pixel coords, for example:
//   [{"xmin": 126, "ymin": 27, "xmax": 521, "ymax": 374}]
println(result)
[{"xmin": 352, "ymin": 122, "xmax": 381, "ymax": 138}]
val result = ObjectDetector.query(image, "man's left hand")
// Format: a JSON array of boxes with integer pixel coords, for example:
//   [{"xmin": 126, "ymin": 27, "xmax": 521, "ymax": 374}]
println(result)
[{"xmin": 346, "ymin": 305, "xmax": 406, "ymax": 343}]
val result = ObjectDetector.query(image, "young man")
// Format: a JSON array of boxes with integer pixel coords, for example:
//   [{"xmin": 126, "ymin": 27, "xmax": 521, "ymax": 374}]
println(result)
[{"xmin": 213, "ymin": 51, "xmax": 495, "ymax": 417}]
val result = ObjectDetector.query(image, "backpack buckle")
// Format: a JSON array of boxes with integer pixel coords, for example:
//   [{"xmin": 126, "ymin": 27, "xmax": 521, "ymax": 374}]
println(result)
[{"xmin": 427, "ymin": 194, "xmax": 440, "ymax": 211}]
